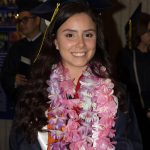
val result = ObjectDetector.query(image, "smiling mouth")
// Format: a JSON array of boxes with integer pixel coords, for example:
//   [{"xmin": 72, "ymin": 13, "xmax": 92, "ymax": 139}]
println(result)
[{"xmin": 72, "ymin": 52, "xmax": 86, "ymax": 57}]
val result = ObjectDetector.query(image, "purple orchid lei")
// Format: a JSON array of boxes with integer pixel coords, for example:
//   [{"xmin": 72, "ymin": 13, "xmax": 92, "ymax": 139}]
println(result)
[{"xmin": 47, "ymin": 64, "xmax": 118, "ymax": 150}]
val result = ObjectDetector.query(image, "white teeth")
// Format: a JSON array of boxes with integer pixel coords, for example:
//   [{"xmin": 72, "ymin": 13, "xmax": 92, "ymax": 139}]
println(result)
[{"xmin": 72, "ymin": 52, "xmax": 85, "ymax": 56}]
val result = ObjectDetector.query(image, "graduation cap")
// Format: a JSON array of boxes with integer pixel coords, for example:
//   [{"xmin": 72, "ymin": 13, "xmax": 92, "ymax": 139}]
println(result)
[
  {"xmin": 31, "ymin": 0, "xmax": 112, "ymax": 21},
  {"xmin": 16, "ymin": 0, "xmax": 43, "ymax": 13},
  {"xmin": 125, "ymin": 3, "xmax": 142, "ymax": 49}
]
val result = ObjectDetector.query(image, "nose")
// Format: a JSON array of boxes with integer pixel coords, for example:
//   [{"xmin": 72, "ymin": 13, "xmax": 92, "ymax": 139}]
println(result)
[{"xmin": 77, "ymin": 36, "xmax": 85, "ymax": 48}]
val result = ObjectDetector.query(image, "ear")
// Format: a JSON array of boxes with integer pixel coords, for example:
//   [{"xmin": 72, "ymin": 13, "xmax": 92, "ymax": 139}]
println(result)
[
  {"xmin": 35, "ymin": 16, "xmax": 41, "ymax": 25},
  {"xmin": 54, "ymin": 39, "xmax": 59, "ymax": 50}
]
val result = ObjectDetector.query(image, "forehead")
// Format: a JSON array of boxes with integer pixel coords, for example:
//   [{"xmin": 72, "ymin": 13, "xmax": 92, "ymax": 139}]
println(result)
[
  {"xmin": 19, "ymin": 11, "xmax": 33, "ymax": 17},
  {"xmin": 59, "ymin": 13, "xmax": 95, "ymax": 30}
]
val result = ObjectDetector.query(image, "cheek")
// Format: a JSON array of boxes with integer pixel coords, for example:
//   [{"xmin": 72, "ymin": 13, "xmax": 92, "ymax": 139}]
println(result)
[
  {"xmin": 86, "ymin": 42, "xmax": 96, "ymax": 58},
  {"xmin": 86, "ymin": 40, "xmax": 96, "ymax": 50},
  {"xmin": 57, "ymin": 40, "xmax": 75, "ymax": 50},
  {"xmin": 90, "ymin": 49, "xmax": 96, "ymax": 58}
]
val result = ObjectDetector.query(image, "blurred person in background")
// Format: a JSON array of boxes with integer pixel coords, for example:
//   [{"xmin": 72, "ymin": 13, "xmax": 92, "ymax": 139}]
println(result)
[
  {"xmin": 0, "ymin": 1, "xmax": 43, "ymax": 150},
  {"xmin": 118, "ymin": 3, "xmax": 150, "ymax": 149},
  {"xmin": 1, "ymin": 0, "xmax": 43, "ymax": 113}
]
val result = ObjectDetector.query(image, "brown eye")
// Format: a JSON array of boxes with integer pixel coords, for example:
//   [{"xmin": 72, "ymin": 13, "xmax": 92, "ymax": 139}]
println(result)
[
  {"xmin": 66, "ymin": 33, "xmax": 73, "ymax": 38},
  {"xmin": 84, "ymin": 32, "xmax": 96, "ymax": 39},
  {"xmin": 86, "ymin": 33, "xmax": 93, "ymax": 37}
]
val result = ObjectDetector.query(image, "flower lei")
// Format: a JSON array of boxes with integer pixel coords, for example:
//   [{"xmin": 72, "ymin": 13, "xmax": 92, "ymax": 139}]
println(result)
[{"xmin": 47, "ymin": 64, "xmax": 118, "ymax": 150}]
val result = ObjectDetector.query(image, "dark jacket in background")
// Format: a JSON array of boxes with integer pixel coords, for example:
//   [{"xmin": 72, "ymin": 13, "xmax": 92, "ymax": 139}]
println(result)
[
  {"xmin": 118, "ymin": 48, "xmax": 150, "ymax": 150},
  {"xmin": 118, "ymin": 48, "xmax": 150, "ymax": 110},
  {"xmin": 1, "ymin": 34, "xmax": 43, "ymax": 108}
]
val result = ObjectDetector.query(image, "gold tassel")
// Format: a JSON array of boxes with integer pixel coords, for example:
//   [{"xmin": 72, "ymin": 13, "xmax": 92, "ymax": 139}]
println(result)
[
  {"xmin": 128, "ymin": 19, "xmax": 132, "ymax": 49},
  {"xmin": 49, "ymin": 3, "xmax": 60, "ymax": 25},
  {"xmin": 33, "ymin": 3, "xmax": 60, "ymax": 63}
]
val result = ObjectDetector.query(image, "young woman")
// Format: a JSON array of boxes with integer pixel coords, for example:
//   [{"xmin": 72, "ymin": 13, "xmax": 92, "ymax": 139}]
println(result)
[{"xmin": 9, "ymin": 0, "xmax": 143, "ymax": 149}]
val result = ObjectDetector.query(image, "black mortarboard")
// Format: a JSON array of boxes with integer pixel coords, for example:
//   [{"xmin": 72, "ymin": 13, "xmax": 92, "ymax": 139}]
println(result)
[
  {"xmin": 125, "ymin": 3, "xmax": 142, "ymax": 34},
  {"xmin": 31, "ymin": 0, "xmax": 112, "ymax": 21},
  {"xmin": 16, "ymin": 0, "xmax": 43, "ymax": 13},
  {"xmin": 125, "ymin": 3, "xmax": 142, "ymax": 49}
]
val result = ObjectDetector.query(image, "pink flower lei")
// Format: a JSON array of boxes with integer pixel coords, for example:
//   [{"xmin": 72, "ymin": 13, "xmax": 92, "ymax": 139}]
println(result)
[{"xmin": 47, "ymin": 64, "xmax": 118, "ymax": 150}]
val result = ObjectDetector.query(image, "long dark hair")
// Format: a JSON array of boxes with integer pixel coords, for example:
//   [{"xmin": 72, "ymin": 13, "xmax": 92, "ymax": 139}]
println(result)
[{"xmin": 14, "ymin": 1, "xmax": 124, "ymax": 142}]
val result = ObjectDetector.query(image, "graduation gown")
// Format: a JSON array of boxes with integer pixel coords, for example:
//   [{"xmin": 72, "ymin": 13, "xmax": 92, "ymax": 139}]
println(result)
[
  {"xmin": 118, "ymin": 48, "xmax": 150, "ymax": 149},
  {"xmin": 118, "ymin": 48, "xmax": 150, "ymax": 110},
  {"xmin": 9, "ymin": 98, "xmax": 143, "ymax": 150}
]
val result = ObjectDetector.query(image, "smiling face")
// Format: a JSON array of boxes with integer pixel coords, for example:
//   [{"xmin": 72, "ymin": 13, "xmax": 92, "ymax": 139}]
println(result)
[{"xmin": 54, "ymin": 12, "xmax": 96, "ymax": 73}]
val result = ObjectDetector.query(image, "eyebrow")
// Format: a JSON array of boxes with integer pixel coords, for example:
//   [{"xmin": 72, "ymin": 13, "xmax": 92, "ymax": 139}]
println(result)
[{"xmin": 62, "ymin": 29, "xmax": 96, "ymax": 33}]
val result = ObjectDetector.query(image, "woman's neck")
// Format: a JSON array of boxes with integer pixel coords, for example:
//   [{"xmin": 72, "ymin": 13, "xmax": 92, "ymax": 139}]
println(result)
[
  {"xmin": 137, "ymin": 43, "xmax": 149, "ymax": 53},
  {"xmin": 67, "ymin": 66, "xmax": 87, "ymax": 85}
]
